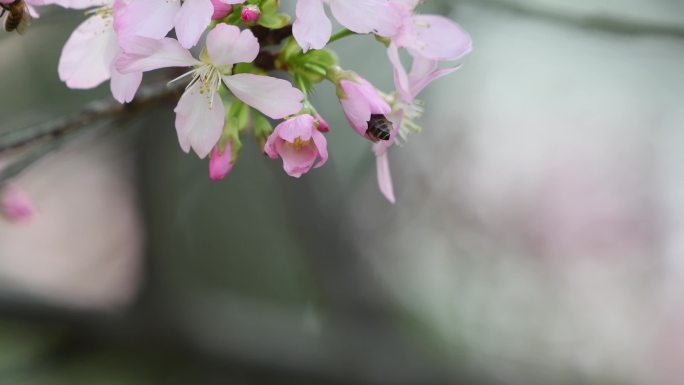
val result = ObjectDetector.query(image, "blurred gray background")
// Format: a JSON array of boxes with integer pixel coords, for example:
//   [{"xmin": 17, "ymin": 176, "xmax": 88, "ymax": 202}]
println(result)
[{"xmin": 1, "ymin": 0, "xmax": 684, "ymax": 384}]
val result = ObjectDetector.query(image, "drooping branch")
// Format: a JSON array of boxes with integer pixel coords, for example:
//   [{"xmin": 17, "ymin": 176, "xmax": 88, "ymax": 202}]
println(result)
[{"xmin": 0, "ymin": 83, "xmax": 181, "ymax": 155}]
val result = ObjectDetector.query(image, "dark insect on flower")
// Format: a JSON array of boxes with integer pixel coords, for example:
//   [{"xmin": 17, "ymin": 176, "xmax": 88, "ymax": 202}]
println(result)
[
  {"xmin": 1, "ymin": 0, "xmax": 30, "ymax": 34},
  {"xmin": 366, "ymin": 114, "xmax": 393, "ymax": 142}
]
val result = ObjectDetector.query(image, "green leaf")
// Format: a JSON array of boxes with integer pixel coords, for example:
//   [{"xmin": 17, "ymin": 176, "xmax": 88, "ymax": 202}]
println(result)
[{"xmin": 258, "ymin": 13, "xmax": 291, "ymax": 29}]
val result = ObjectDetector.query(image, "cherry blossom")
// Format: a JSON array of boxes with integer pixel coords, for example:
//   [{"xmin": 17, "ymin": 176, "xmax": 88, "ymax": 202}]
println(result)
[
  {"xmin": 116, "ymin": 24, "xmax": 303, "ymax": 158},
  {"xmin": 293, "ymin": 0, "xmax": 401, "ymax": 52},
  {"xmin": 4, "ymin": 0, "xmax": 472, "ymax": 200},
  {"xmin": 337, "ymin": 75, "xmax": 392, "ymax": 141},
  {"xmin": 264, "ymin": 114, "xmax": 328, "ymax": 178}
]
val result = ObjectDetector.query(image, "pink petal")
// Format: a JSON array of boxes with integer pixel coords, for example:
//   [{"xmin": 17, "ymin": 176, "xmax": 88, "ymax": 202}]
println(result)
[
  {"xmin": 391, "ymin": 0, "xmax": 420, "ymax": 10},
  {"xmin": 311, "ymin": 129, "xmax": 328, "ymax": 168},
  {"xmin": 376, "ymin": 153, "xmax": 396, "ymax": 204},
  {"xmin": 339, "ymin": 78, "xmax": 390, "ymax": 137},
  {"xmin": 210, "ymin": 0, "xmax": 232, "ymax": 19},
  {"xmin": 209, "ymin": 142, "xmax": 234, "ymax": 180},
  {"xmin": 274, "ymin": 138, "xmax": 318, "ymax": 178},
  {"xmin": 114, "ymin": 0, "xmax": 179, "ymax": 41},
  {"xmin": 58, "ymin": 15, "xmax": 119, "ymax": 89},
  {"xmin": 116, "ymin": 36, "xmax": 199, "ymax": 73},
  {"xmin": 206, "ymin": 24, "xmax": 259, "ymax": 66},
  {"xmin": 276, "ymin": 114, "xmax": 315, "ymax": 143},
  {"xmin": 292, "ymin": 0, "xmax": 331, "ymax": 52},
  {"xmin": 110, "ymin": 52, "xmax": 142, "ymax": 103},
  {"xmin": 222, "ymin": 74, "xmax": 304, "ymax": 119},
  {"xmin": 408, "ymin": 15, "xmax": 472, "ymax": 61},
  {"xmin": 339, "ymin": 80, "xmax": 372, "ymax": 136},
  {"xmin": 329, "ymin": 0, "xmax": 400, "ymax": 37},
  {"xmin": 387, "ymin": 43, "xmax": 412, "ymax": 103},
  {"xmin": 174, "ymin": 82, "xmax": 225, "ymax": 158},
  {"xmin": 408, "ymin": 56, "xmax": 460, "ymax": 99},
  {"xmin": 174, "ymin": 0, "xmax": 213, "ymax": 49}
]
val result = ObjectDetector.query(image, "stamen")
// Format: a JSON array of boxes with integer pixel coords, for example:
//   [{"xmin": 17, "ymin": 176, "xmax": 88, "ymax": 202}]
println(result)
[{"xmin": 169, "ymin": 64, "xmax": 224, "ymax": 110}]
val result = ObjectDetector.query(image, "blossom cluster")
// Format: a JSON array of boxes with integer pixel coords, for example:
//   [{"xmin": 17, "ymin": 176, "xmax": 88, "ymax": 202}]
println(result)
[{"xmin": 2, "ymin": 0, "xmax": 471, "ymax": 204}]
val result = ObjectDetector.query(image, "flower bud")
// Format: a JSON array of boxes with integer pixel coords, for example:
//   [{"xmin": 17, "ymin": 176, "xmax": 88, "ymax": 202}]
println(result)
[
  {"xmin": 241, "ymin": 5, "xmax": 261, "ymax": 23},
  {"xmin": 315, "ymin": 113, "xmax": 330, "ymax": 133},
  {"xmin": 209, "ymin": 141, "xmax": 234, "ymax": 181}
]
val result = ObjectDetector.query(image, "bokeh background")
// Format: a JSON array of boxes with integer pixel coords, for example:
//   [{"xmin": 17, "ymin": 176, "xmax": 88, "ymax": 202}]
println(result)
[{"xmin": 1, "ymin": 0, "xmax": 684, "ymax": 384}]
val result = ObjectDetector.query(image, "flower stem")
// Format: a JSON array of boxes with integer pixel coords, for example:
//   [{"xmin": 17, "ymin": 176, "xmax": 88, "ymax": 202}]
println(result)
[{"xmin": 328, "ymin": 28, "xmax": 356, "ymax": 44}]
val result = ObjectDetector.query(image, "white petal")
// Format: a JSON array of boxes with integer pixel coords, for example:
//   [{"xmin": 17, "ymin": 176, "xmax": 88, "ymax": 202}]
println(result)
[
  {"xmin": 292, "ymin": 0, "xmax": 331, "ymax": 52},
  {"xmin": 173, "ymin": 82, "xmax": 225, "ymax": 158},
  {"xmin": 114, "ymin": 0, "xmax": 179, "ymax": 40},
  {"xmin": 110, "ymin": 52, "xmax": 142, "ymax": 103},
  {"xmin": 58, "ymin": 15, "xmax": 118, "ymax": 89},
  {"xmin": 376, "ymin": 152, "xmax": 396, "ymax": 204},
  {"xmin": 206, "ymin": 24, "xmax": 259, "ymax": 66},
  {"xmin": 222, "ymin": 74, "xmax": 303, "ymax": 119},
  {"xmin": 116, "ymin": 36, "xmax": 199, "ymax": 73},
  {"xmin": 174, "ymin": 0, "xmax": 213, "ymax": 49},
  {"xmin": 329, "ymin": 0, "xmax": 400, "ymax": 37}
]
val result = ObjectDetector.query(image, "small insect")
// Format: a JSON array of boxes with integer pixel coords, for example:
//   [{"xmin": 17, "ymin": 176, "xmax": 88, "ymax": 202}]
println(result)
[
  {"xmin": 366, "ymin": 114, "xmax": 393, "ymax": 142},
  {"xmin": 1, "ymin": 0, "xmax": 31, "ymax": 35}
]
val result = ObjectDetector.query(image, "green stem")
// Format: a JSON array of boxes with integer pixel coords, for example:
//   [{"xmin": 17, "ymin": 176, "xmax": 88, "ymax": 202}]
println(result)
[{"xmin": 328, "ymin": 28, "xmax": 356, "ymax": 44}]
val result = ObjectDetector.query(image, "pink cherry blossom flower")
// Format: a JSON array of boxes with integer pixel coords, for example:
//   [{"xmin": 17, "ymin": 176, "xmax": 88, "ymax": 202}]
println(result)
[
  {"xmin": 338, "ymin": 76, "xmax": 392, "ymax": 141},
  {"xmin": 386, "ymin": 0, "xmax": 472, "ymax": 102},
  {"xmin": 386, "ymin": 1, "xmax": 470, "ymax": 100},
  {"xmin": 117, "ymin": 24, "xmax": 304, "ymax": 158},
  {"xmin": 293, "ymin": 0, "xmax": 401, "ymax": 52},
  {"xmin": 264, "ymin": 114, "xmax": 328, "ymax": 178},
  {"xmin": 114, "ymin": 0, "xmax": 244, "ymax": 49},
  {"xmin": 209, "ymin": 141, "xmax": 234, "ymax": 180},
  {"xmin": 1, "ymin": 185, "xmax": 33, "ymax": 222},
  {"xmin": 53, "ymin": 0, "xmax": 142, "ymax": 103}
]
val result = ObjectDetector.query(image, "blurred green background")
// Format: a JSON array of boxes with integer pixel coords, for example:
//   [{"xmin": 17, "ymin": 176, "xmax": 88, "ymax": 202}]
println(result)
[{"xmin": 1, "ymin": 0, "xmax": 684, "ymax": 384}]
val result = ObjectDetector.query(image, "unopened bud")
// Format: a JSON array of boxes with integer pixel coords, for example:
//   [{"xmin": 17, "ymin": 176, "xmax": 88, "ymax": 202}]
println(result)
[
  {"xmin": 209, "ymin": 142, "xmax": 234, "ymax": 181},
  {"xmin": 315, "ymin": 113, "xmax": 330, "ymax": 133},
  {"xmin": 241, "ymin": 5, "xmax": 261, "ymax": 23}
]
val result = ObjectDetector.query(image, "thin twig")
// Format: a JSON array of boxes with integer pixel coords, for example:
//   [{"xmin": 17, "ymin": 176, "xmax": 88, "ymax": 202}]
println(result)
[{"xmin": 0, "ymin": 82, "xmax": 181, "ymax": 155}]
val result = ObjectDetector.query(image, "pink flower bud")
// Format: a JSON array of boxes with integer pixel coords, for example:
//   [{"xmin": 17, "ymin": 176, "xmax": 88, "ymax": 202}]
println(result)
[
  {"xmin": 1, "ymin": 185, "xmax": 33, "ymax": 222},
  {"xmin": 210, "ymin": 0, "xmax": 233, "ymax": 20},
  {"xmin": 240, "ymin": 5, "xmax": 261, "ymax": 23},
  {"xmin": 209, "ymin": 142, "xmax": 234, "ymax": 181},
  {"xmin": 315, "ymin": 113, "xmax": 330, "ymax": 133}
]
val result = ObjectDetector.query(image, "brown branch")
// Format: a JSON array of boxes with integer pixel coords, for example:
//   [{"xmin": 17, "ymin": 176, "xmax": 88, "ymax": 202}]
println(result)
[
  {"xmin": 250, "ymin": 25, "xmax": 293, "ymax": 47},
  {"xmin": 0, "ymin": 83, "xmax": 181, "ymax": 184},
  {"xmin": 0, "ymin": 82, "xmax": 181, "ymax": 155}
]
